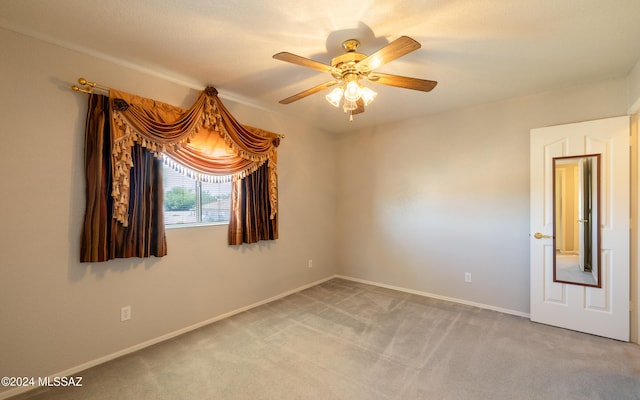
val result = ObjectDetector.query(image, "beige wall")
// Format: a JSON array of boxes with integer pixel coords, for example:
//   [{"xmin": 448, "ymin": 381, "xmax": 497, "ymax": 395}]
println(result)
[
  {"xmin": 2, "ymin": 25, "xmax": 639, "ymax": 398},
  {"xmin": 335, "ymin": 78, "xmax": 629, "ymax": 315},
  {"xmin": 0, "ymin": 28, "xmax": 338, "ymax": 397}
]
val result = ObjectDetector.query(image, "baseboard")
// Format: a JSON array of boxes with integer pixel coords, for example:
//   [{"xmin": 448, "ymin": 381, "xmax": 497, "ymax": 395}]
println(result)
[
  {"xmin": 0, "ymin": 275, "xmax": 336, "ymax": 400},
  {"xmin": 335, "ymin": 275, "xmax": 531, "ymax": 319}
]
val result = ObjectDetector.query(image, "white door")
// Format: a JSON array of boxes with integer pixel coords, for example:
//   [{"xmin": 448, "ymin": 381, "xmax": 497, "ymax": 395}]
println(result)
[{"xmin": 530, "ymin": 116, "xmax": 630, "ymax": 341}]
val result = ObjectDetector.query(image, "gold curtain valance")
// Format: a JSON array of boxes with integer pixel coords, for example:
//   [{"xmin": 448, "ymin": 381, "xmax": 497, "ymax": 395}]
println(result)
[{"xmin": 109, "ymin": 87, "xmax": 280, "ymax": 226}]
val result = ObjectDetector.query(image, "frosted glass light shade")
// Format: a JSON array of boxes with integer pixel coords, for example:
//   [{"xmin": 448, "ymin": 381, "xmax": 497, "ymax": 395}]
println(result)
[
  {"xmin": 342, "ymin": 99, "xmax": 358, "ymax": 111},
  {"xmin": 360, "ymin": 86, "xmax": 377, "ymax": 105},
  {"xmin": 325, "ymin": 87, "xmax": 343, "ymax": 107},
  {"xmin": 343, "ymin": 81, "xmax": 361, "ymax": 102}
]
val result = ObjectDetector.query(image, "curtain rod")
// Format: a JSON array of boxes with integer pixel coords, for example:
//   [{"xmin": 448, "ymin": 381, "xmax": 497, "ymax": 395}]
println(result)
[{"xmin": 71, "ymin": 77, "xmax": 109, "ymax": 94}]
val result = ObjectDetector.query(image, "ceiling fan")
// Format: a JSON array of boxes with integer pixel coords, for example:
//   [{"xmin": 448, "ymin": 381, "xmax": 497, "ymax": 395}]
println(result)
[{"xmin": 272, "ymin": 36, "xmax": 437, "ymax": 120}]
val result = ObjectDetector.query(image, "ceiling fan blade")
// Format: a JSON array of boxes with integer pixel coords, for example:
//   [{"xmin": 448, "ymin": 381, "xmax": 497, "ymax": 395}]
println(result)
[
  {"xmin": 278, "ymin": 80, "xmax": 339, "ymax": 104},
  {"xmin": 352, "ymin": 98, "xmax": 365, "ymax": 115},
  {"xmin": 357, "ymin": 36, "xmax": 421, "ymax": 72},
  {"xmin": 273, "ymin": 52, "xmax": 338, "ymax": 74},
  {"xmin": 367, "ymin": 72, "xmax": 437, "ymax": 92}
]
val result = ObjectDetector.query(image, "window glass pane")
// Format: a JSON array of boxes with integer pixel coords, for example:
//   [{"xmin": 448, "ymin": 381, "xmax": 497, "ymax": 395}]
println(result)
[
  {"xmin": 162, "ymin": 164, "xmax": 231, "ymax": 226},
  {"xmin": 163, "ymin": 166, "xmax": 198, "ymax": 225},
  {"xmin": 201, "ymin": 181, "xmax": 231, "ymax": 223}
]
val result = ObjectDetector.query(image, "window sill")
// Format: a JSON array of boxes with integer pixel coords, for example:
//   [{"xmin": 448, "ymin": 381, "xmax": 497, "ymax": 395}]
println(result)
[{"xmin": 165, "ymin": 221, "xmax": 229, "ymax": 230}]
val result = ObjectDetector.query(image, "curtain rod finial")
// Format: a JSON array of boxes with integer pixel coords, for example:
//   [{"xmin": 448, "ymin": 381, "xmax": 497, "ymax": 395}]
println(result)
[{"xmin": 205, "ymin": 86, "xmax": 218, "ymax": 96}]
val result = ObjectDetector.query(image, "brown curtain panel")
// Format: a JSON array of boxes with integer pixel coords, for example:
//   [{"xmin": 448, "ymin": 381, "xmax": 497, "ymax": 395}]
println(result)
[
  {"xmin": 228, "ymin": 162, "xmax": 278, "ymax": 245},
  {"xmin": 80, "ymin": 93, "xmax": 167, "ymax": 262}
]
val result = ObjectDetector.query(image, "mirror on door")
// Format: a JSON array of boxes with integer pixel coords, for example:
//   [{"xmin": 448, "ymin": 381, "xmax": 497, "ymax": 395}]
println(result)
[{"xmin": 552, "ymin": 154, "xmax": 601, "ymax": 287}]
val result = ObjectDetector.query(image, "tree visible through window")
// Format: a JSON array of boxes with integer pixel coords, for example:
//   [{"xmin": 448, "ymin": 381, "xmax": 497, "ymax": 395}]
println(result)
[{"xmin": 162, "ymin": 164, "xmax": 231, "ymax": 226}]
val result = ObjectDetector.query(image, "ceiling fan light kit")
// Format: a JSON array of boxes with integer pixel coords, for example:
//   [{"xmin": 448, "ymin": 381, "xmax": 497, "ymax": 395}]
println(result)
[
  {"xmin": 326, "ymin": 72, "xmax": 378, "ymax": 119},
  {"xmin": 273, "ymin": 36, "xmax": 437, "ymax": 121}
]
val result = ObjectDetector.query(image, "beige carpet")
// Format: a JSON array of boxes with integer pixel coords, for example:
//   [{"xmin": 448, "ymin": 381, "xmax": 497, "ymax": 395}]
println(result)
[{"xmin": 10, "ymin": 278, "xmax": 640, "ymax": 399}]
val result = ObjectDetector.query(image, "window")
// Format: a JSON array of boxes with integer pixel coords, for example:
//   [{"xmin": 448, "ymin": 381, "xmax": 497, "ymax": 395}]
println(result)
[{"xmin": 162, "ymin": 164, "xmax": 231, "ymax": 227}]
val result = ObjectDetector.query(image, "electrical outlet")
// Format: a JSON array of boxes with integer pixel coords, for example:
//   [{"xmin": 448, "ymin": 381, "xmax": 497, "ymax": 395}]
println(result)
[
  {"xmin": 464, "ymin": 272, "xmax": 472, "ymax": 283},
  {"xmin": 120, "ymin": 305, "xmax": 132, "ymax": 322},
  {"xmin": 307, "ymin": 259, "xmax": 313, "ymax": 268}
]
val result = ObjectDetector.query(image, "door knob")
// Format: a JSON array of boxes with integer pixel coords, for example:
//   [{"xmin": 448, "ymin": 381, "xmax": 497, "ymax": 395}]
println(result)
[{"xmin": 533, "ymin": 232, "xmax": 553, "ymax": 239}]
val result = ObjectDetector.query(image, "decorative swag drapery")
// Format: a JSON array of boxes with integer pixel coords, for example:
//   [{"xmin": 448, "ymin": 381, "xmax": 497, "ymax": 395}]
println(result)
[
  {"xmin": 80, "ymin": 87, "xmax": 281, "ymax": 262},
  {"xmin": 110, "ymin": 86, "xmax": 280, "ymax": 226}
]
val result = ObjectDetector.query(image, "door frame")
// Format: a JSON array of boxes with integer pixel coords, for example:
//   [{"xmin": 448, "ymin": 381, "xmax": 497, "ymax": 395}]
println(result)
[{"xmin": 631, "ymin": 113, "xmax": 639, "ymax": 343}]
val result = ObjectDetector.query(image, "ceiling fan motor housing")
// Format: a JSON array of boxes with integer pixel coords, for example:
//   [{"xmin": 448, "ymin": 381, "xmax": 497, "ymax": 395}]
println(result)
[{"xmin": 331, "ymin": 52, "xmax": 368, "ymax": 80}]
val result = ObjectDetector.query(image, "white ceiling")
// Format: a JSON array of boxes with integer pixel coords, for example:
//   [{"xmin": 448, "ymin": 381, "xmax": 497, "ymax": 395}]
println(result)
[{"xmin": 2, "ymin": 0, "xmax": 640, "ymax": 134}]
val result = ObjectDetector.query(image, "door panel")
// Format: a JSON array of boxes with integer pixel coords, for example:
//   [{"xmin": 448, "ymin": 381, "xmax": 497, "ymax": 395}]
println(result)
[{"xmin": 530, "ymin": 116, "xmax": 629, "ymax": 341}]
